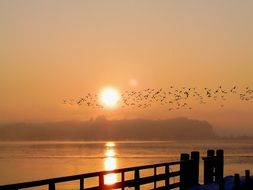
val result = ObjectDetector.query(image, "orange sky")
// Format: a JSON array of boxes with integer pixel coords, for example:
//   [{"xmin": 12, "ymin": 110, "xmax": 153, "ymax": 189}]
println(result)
[{"xmin": 0, "ymin": 1, "xmax": 253, "ymax": 134}]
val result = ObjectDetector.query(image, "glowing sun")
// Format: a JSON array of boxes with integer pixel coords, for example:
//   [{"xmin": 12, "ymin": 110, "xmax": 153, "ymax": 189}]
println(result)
[{"xmin": 99, "ymin": 87, "xmax": 120, "ymax": 108}]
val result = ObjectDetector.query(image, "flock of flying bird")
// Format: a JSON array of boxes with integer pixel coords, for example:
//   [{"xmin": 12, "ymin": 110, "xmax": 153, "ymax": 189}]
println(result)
[{"xmin": 63, "ymin": 86, "xmax": 253, "ymax": 111}]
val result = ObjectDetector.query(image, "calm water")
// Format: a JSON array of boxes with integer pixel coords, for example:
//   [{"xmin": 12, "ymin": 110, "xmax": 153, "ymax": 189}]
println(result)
[{"xmin": 0, "ymin": 140, "xmax": 252, "ymax": 189}]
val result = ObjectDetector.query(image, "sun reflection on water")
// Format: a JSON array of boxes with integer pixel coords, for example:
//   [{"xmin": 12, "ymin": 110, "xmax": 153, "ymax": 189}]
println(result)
[
  {"xmin": 104, "ymin": 142, "xmax": 117, "ymax": 185},
  {"xmin": 106, "ymin": 142, "xmax": 115, "ymax": 147}
]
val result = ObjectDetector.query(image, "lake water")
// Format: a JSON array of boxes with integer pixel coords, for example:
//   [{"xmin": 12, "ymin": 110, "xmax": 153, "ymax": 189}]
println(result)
[{"xmin": 0, "ymin": 140, "xmax": 252, "ymax": 189}]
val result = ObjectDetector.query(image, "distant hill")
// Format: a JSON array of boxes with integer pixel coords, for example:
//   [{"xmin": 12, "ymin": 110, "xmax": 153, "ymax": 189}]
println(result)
[{"xmin": 0, "ymin": 117, "xmax": 216, "ymax": 141}]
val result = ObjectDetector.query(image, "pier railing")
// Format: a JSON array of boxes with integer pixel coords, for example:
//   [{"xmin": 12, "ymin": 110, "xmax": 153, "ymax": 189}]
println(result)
[{"xmin": 0, "ymin": 149, "xmax": 226, "ymax": 190}]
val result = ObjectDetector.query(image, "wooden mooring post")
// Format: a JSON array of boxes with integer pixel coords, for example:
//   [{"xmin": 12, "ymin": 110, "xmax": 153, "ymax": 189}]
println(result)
[
  {"xmin": 203, "ymin": 156, "xmax": 214, "ymax": 184},
  {"xmin": 234, "ymin": 173, "xmax": 240, "ymax": 190},
  {"xmin": 191, "ymin": 151, "xmax": 200, "ymax": 186},
  {"xmin": 234, "ymin": 170, "xmax": 252, "ymax": 190},
  {"xmin": 180, "ymin": 151, "xmax": 200, "ymax": 190},
  {"xmin": 215, "ymin": 149, "xmax": 224, "ymax": 182},
  {"xmin": 203, "ymin": 149, "xmax": 224, "ymax": 185},
  {"xmin": 245, "ymin": 170, "xmax": 251, "ymax": 190},
  {"xmin": 180, "ymin": 153, "xmax": 190, "ymax": 190}
]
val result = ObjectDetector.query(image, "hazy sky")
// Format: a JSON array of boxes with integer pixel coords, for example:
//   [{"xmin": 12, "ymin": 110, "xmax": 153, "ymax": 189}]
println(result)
[{"xmin": 0, "ymin": 1, "xmax": 253, "ymax": 133}]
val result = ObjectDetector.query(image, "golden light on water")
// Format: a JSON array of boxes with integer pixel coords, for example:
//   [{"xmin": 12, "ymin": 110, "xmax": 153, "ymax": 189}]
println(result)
[
  {"xmin": 105, "ymin": 149, "xmax": 116, "ymax": 157},
  {"xmin": 104, "ymin": 142, "xmax": 117, "ymax": 185},
  {"xmin": 104, "ymin": 157, "xmax": 116, "ymax": 171},
  {"xmin": 106, "ymin": 142, "xmax": 115, "ymax": 147},
  {"xmin": 99, "ymin": 87, "xmax": 120, "ymax": 109}
]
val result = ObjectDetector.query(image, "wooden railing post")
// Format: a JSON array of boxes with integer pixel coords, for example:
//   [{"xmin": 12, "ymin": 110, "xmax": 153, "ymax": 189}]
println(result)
[
  {"xmin": 165, "ymin": 165, "xmax": 170, "ymax": 187},
  {"xmin": 80, "ymin": 178, "xmax": 84, "ymax": 190},
  {"xmin": 180, "ymin": 153, "xmax": 190, "ymax": 190},
  {"xmin": 215, "ymin": 149, "xmax": 224, "ymax": 182},
  {"xmin": 154, "ymin": 166, "xmax": 157, "ymax": 189},
  {"xmin": 99, "ymin": 173, "xmax": 104, "ymax": 190},
  {"xmin": 48, "ymin": 183, "xmax": 55, "ymax": 190},
  {"xmin": 121, "ymin": 171, "xmax": 125, "ymax": 190},
  {"xmin": 134, "ymin": 169, "xmax": 140, "ymax": 190},
  {"xmin": 191, "ymin": 151, "xmax": 200, "ymax": 186}
]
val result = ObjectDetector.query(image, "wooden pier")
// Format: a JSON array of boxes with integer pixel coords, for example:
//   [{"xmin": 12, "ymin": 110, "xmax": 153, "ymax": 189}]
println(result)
[{"xmin": 0, "ymin": 149, "xmax": 251, "ymax": 190}]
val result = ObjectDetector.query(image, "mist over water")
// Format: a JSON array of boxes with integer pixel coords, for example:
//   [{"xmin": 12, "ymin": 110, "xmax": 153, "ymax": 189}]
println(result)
[{"xmin": 0, "ymin": 140, "xmax": 252, "ymax": 188}]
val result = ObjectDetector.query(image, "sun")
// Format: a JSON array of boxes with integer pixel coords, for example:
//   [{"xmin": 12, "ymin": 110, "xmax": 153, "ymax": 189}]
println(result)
[{"xmin": 99, "ymin": 87, "xmax": 120, "ymax": 108}]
